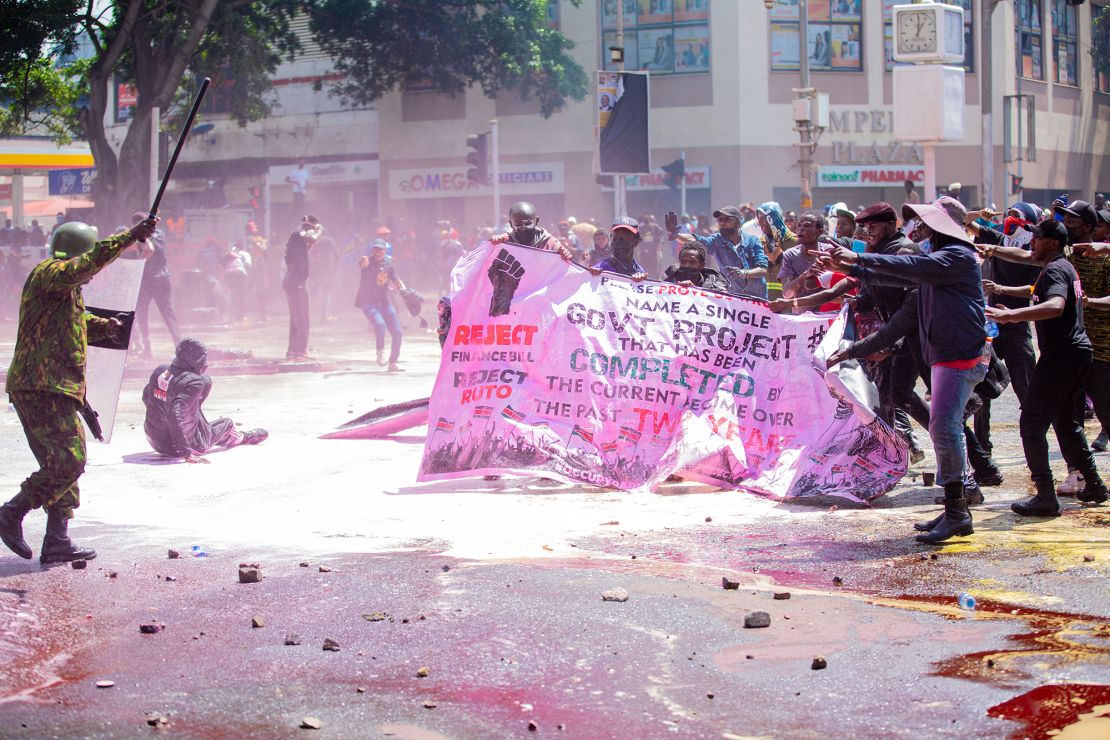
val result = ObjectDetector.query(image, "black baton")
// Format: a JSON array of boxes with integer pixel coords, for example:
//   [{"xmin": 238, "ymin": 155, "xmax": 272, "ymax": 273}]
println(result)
[{"xmin": 148, "ymin": 76, "xmax": 211, "ymax": 218}]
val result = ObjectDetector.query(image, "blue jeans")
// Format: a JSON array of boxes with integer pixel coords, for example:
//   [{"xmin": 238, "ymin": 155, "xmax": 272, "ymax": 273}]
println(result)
[
  {"xmin": 361, "ymin": 302, "xmax": 402, "ymax": 364},
  {"xmin": 929, "ymin": 361, "xmax": 989, "ymax": 486}
]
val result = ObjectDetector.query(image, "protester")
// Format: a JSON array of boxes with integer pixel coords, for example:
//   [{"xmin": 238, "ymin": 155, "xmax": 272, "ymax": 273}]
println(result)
[
  {"xmin": 775, "ymin": 212, "xmax": 827, "ymax": 313},
  {"xmin": 590, "ymin": 228, "xmax": 611, "ymax": 265},
  {"xmin": 285, "ymin": 159, "xmax": 309, "ymax": 214},
  {"xmin": 903, "ymin": 180, "xmax": 921, "ymax": 205},
  {"xmin": 822, "ymin": 202, "xmax": 987, "ymax": 544},
  {"xmin": 356, "ymin": 240, "xmax": 406, "ymax": 371},
  {"xmin": 754, "ymin": 201, "xmax": 798, "ymax": 276},
  {"xmin": 851, "ymin": 202, "xmax": 924, "ymax": 462},
  {"xmin": 284, "ymin": 215, "xmax": 322, "ymax": 360},
  {"xmin": 982, "ymin": 200, "xmax": 1110, "ymax": 496},
  {"xmin": 142, "ymin": 338, "xmax": 268, "ymax": 461},
  {"xmin": 966, "ymin": 202, "xmax": 1041, "ymax": 454},
  {"xmin": 834, "ymin": 206, "xmax": 856, "ymax": 239},
  {"xmin": 666, "ymin": 206, "xmax": 768, "ymax": 297},
  {"xmin": 128, "ymin": 211, "xmax": 182, "ymax": 359},
  {"xmin": 591, "ymin": 217, "xmax": 648, "ymax": 280},
  {"xmin": 221, "ymin": 240, "xmax": 251, "ymax": 323},
  {"xmin": 1, "ymin": 216, "xmax": 158, "ymax": 564},
  {"xmin": 310, "ymin": 231, "xmax": 340, "ymax": 324},
  {"xmin": 661, "ymin": 242, "xmax": 729, "ymax": 292},
  {"xmin": 985, "ymin": 220, "xmax": 1108, "ymax": 513}
]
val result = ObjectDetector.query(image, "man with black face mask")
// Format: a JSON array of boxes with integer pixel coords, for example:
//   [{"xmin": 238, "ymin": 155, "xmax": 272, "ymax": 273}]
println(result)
[
  {"xmin": 493, "ymin": 201, "xmax": 574, "ymax": 258},
  {"xmin": 589, "ymin": 217, "xmax": 648, "ymax": 280},
  {"xmin": 142, "ymin": 338, "xmax": 268, "ymax": 463}
]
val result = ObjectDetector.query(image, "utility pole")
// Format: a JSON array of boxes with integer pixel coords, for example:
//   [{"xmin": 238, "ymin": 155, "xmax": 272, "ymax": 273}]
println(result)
[
  {"xmin": 680, "ymin": 149, "xmax": 687, "ymax": 218},
  {"xmin": 796, "ymin": 0, "xmax": 814, "ymax": 209},
  {"xmin": 980, "ymin": 1, "xmax": 995, "ymax": 209},
  {"xmin": 614, "ymin": 0, "xmax": 627, "ymax": 218},
  {"xmin": 490, "ymin": 118, "xmax": 500, "ymax": 227}
]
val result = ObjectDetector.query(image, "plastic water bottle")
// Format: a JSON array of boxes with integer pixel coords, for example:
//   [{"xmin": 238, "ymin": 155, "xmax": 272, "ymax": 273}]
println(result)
[
  {"xmin": 985, "ymin": 319, "xmax": 999, "ymax": 339},
  {"xmin": 191, "ymin": 545, "xmax": 208, "ymax": 558},
  {"xmin": 957, "ymin": 592, "xmax": 976, "ymax": 611}
]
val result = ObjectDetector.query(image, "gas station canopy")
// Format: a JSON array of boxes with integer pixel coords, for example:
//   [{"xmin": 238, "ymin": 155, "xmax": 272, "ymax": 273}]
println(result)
[{"xmin": 0, "ymin": 137, "xmax": 94, "ymax": 171}]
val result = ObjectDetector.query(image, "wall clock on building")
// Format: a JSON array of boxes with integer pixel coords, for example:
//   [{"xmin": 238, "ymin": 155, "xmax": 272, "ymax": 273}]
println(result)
[{"xmin": 892, "ymin": 2, "xmax": 965, "ymax": 64}]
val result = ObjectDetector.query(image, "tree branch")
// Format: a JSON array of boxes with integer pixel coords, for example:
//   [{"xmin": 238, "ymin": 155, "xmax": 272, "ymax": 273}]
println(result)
[{"xmin": 153, "ymin": 0, "xmax": 220, "ymax": 107}]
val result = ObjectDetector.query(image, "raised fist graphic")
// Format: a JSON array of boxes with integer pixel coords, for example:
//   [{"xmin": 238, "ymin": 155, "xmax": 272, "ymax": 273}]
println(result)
[{"xmin": 487, "ymin": 248, "xmax": 525, "ymax": 317}]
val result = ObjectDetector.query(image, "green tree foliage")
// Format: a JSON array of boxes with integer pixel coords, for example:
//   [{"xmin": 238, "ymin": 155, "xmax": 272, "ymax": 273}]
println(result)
[
  {"xmin": 1094, "ymin": 4, "xmax": 1110, "ymax": 83},
  {"xmin": 1, "ymin": 0, "xmax": 588, "ymax": 225},
  {"xmin": 310, "ymin": 0, "xmax": 587, "ymax": 117},
  {"xmin": 0, "ymin": 0, "xmax": 85, "ymax": 141}
]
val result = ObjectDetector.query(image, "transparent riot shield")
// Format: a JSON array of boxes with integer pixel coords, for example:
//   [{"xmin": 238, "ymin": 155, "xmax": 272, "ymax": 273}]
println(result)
[{"xmin": 82, "ymin": 257, "xmax": 145, "ymax": 443}]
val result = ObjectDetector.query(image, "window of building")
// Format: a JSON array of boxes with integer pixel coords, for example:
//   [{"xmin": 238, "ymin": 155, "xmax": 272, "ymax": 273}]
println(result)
[
  {"xmin": 601, "ymin": 0, "xmax": 710, "ymax": 75},
  {"xmin": 1016, "ymin": 0, "xmax": 1045, "ymax": 79},
  {"xmin": 769, "ymin": 0, "xmax": 862, "ymax": 72},
  {"xmin": 883, "ymin": 0, "xmax": 975, "ymax": 72},
  {"xmin": 547, "ymin": 0, "xmax": 560, "ymax": 29},
  {"xmin": 1051, "ymin": 0, "xmax": 1078, "ymax": 85},
  {"xmin": 1098, "ymin": 3, "xmax": 1110, "ymax": 93}
]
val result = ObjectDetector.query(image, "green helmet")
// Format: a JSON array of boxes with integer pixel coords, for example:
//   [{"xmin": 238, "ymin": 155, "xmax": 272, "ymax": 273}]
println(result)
[{"xmin": 51, "ymin": 221, "xmax": 99, "ymax": 259}]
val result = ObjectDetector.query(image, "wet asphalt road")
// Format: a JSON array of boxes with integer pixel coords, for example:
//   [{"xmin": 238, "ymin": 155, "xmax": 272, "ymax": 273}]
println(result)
[{"xmin": 0, "ymin": 318, "xmax": 1107, "ymax": 738}]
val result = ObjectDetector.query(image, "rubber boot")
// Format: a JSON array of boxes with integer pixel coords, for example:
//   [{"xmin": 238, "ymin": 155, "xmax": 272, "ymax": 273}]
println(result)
[
  {"xmin": 1011, "ymin": 479, "xmax": 1061, "ymax": 517},
  {"xmin": 39, "ymin": 508, "xmax": 96, "ymax": 565},
  {"xmin": 915, "ymin": 482, "xmax": 974, "ymax": 544},
  {"xmin": 0, "ymin": 495, "xmax": 34, "ymax": 559},
  {"xmin": 1077, "ymin": 469, "xmax": 1109, "ymax": 505}
]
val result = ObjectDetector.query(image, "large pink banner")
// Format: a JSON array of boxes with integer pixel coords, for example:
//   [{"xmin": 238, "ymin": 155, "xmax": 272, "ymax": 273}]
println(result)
[{"xmin": 419, "ymin": 243, "xmax": 907, "ymax": 502}]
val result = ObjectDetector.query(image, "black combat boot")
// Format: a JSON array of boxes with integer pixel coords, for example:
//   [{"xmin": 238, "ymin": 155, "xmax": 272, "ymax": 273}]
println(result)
[
  {"xmin": 39, "ymin": 508, "xmax": 96, "ymax": 565},
  {"xmin": 915, "ymin": 482, "xmax": 974, "ymax": 544},
  {"xmin": 0, "ymin": 495, "xmax": 34, "ymax": 559},
  {"xmin": 1011, "ymin": 479, "xmax": 1061, "ymax": 517},
  {"xmin": 1077, "ymin": 469, "xmax": 1109, "ymax": 504},
  {"xmin": 242, "ymin": 429, "xmax": 268, "ymax": 445}
]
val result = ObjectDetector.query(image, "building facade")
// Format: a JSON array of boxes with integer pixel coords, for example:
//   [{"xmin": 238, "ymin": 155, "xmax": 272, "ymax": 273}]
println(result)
[{"xmin": 377, "ymin": 0, "xmax": 1109, "ymax": 231}]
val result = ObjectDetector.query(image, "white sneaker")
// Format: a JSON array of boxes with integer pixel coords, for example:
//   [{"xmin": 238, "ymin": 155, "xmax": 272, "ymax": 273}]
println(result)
[{"xmin": 1057, "ymin": 470, "xmax": 1085, "ymax": 496}]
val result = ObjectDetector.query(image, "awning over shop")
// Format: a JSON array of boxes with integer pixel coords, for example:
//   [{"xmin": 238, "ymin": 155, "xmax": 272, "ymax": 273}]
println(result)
[{"xmin": 0, "ymin": 138, "xmax": 94, "ymax": 170}]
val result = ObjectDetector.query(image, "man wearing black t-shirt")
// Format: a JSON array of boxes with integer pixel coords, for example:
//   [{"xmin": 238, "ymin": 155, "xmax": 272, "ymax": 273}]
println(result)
[
  {"xmin": 985, "ymin": 220, "xmax": 1109, "ymax": 515},
  {"xmin": 966, "ymin": 203, "xmax": 1040, "ymax": 451}
]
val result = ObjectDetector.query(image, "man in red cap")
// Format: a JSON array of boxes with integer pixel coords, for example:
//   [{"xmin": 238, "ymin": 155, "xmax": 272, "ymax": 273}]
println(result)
[{"xmin": 592, "ymin": 217, "xmax": 647, "ymax": 279}]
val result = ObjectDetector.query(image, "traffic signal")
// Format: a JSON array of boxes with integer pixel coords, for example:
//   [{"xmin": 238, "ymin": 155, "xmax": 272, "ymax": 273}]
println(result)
[
  {"xmin": 466, "ymin": 132, "xmax": 489, "ymax": 184},
  {"xmin": 662, "ymin": 157, "xmax": 685, "ymax": 190},
  {"xmin": 1010, "ymin": 174, "xmax": 1024, "ymax": 193}
]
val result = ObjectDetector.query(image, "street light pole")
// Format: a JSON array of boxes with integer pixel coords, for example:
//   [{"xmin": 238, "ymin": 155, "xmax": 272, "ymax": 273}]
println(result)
[
  {"xmin": 797, "ymin": 0, "xmax": 814, "ymax": 210},
  {"xmin": 614, "ymin": 0, "xmax": 627, "ymax": 219}
]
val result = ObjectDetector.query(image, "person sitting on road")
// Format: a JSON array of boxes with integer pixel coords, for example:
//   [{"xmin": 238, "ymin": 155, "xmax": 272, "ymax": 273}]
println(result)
[{"xmin": 142, "ymin": 338, "xmax": 267, "ymax": 463}]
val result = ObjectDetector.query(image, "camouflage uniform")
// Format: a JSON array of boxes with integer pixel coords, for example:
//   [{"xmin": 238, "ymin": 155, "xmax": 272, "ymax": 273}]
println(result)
[{"xmin": 5, "ymin": 232, "xmax": 133, "ymax": 519}]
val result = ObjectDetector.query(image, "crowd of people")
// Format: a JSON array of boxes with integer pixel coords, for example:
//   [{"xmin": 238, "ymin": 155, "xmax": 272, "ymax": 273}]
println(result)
[
  {"xmin": 445, "ymin": 191, "xmax": 1110, "ymax": 545},
  {"xmin": 3, "ymin": 186, "xmax": 1109, "ymax": 562}
]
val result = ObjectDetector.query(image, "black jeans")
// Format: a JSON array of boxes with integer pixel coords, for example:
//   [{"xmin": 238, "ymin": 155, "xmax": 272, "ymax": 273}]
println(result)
[
  {"xmin": 975, "ymin": 322, "xmax": 1036, "ymax": 450},
  {"xmin": 1020, "ymin": 348, "xmax": 1097, "ymax": 486},
  {"xmin": 135, "ymin": 275, "xmax": 181, "ymax": 354},
  {"xmin": 283, "ymin": 275, "xmax": 310, "ymax": 356}
]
